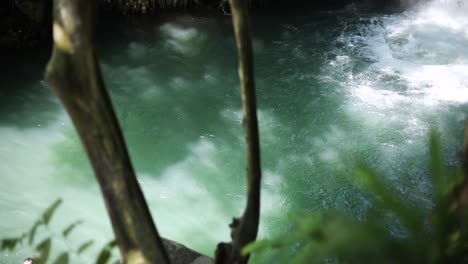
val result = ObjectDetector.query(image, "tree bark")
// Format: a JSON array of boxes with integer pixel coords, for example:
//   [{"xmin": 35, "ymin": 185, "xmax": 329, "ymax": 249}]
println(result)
[
  {"xmin": 215, "ymin": 0, "xmax": 262, "ymax": 263},
  {"xmin": 45, "ymin": 1, "xmax": 170, "ymax": 263}
]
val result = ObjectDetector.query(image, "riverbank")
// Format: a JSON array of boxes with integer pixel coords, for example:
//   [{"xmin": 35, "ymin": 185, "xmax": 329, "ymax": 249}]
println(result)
[{"xmin": 0, "ymin": 0, "xmax": 412, "ymax": 50}]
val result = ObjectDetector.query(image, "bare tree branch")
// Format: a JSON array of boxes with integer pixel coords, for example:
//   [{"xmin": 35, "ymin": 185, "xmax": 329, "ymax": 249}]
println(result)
[
  {"xmin": 45, "ymin": 1, "xmax": 170, "ymax": 263},
  {"xmin": 215, "ymin": 0, "xmax": 262, "ymax": 263}
]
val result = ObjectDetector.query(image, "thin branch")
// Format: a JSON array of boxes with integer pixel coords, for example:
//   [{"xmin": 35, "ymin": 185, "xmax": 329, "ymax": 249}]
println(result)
[{"xmin": 216, "ymin": 0, "xmax": 262, "ymax": 263}]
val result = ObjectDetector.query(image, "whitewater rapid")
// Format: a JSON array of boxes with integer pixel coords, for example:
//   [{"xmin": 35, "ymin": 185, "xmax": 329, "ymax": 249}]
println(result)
[{"xmin": 1, "ymin": 1, "xmax": 467, "ymax": 263}]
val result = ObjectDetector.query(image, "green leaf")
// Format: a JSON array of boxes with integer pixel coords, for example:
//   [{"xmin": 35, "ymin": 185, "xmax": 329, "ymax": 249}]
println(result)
[
  {"xmin": 95, "ymin": 240, "xmax": 117, "ymax": 264},
  {"xmin": 1, "ymin": 238, "xmax": 19, "ymax": 250},
  {"xmin": 42, "ymin": 198, "xmax": 62, "ymax": 225},
  {"xmin": 429, "ymin": 131, "xmax": 444, "ymax": 200},
  {"xmin": 95, "ymin": 249, "xmax": 110, "ymax": 264},
  {"xmin": 19, "ymin": 232, "xmax": 28, "ymax": 241},
  {"xmin": 35, "ymin": 238, "xmax": 51, "ymax": 264},
  {"xmin": 242, "ymin": 240, "xmax": 275, "ymax": 255},
  {"xmin": 428, "ymin": 131, "xmax": 454, "ymax": 261},
  {"xmin": 62, "ymin": 220, "xmax": 83, "ymax": 237},
  {"xmin": 106, "ymin": 239, "xmax": 117, "ymax": 248},
  {"xmin": 52, "ymin": 252, "xmax": 69, "ymax": 264},
  {"xmin": 289, "ymin": 242, "xmax": 316, "ymax": 264},
  {"xmin": 355, "ymin": 164, "xmax": 422, "ymax": 239},
  {"xmin": 28, "ymin": 221, "xmax": 41, "ymax": 245},
  {"xmin": 77, "ymin": 240, "xmax": 94, "ymax": 254}
]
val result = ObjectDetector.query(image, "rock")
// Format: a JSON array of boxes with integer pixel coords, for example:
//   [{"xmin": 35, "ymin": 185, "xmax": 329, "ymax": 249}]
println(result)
[
  {"xmin": 112, "ymin": 237, "xmax": 214, "ymax": 264},
  {"xmin": 162, "ymin": 238, "xmax": 214, "ymax": 264}
]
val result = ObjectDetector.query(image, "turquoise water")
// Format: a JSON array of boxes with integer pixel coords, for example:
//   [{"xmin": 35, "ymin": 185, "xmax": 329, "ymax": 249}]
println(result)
[{"xmin": 1, "ymin": 1, "xmax": 468, "ymax": 263}]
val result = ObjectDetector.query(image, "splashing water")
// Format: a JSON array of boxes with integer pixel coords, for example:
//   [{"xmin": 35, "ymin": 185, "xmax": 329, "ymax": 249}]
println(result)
[{"xmin": 1, "ymin": 1, "xmax": 467, "ymax": 263}]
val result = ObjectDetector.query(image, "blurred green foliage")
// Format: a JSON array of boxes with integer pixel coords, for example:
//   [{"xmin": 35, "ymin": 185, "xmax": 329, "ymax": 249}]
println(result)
[
  {"xmin": 244, "ymin": 131, "xmax": 468, "ymax": 264},
  {"xmin": 0, "ymin": 198, "xmax": 116, "ymax": 264}
]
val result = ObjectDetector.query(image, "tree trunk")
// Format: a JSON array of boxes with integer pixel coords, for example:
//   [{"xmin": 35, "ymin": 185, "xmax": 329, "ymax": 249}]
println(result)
[
  {"xmin": 45, "ymin": 1, "xmax": 170, "ymax": 263},
  {"xmin": 215, "ymin": 0, "xmax": 262, "ymax": 263}
]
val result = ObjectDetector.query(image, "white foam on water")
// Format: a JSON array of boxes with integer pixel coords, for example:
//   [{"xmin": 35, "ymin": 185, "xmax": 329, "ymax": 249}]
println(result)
[
  {"xmin": 0, "ymin": 114, "xmax": 115, "ymax": 263},
  {"xmin": 101, "ymin": 63, "xmax": 163, "ymax": 101},
  {"xmin": 128, "ymin": 41, "xmax": 148, "ymax": 60},
  {"xmin": 0, "ymin": 110, "xmax": 286, "ymax": 261},
  {"xmin": 4, "ymin": 1, "xmax": 468, "ymax": 263},
  {"xmin": 352, "ymin": 84, "xmax": 410, "ymax": 109},
  {"xmin": 406, "ymin": 64, "xmax": 468, "ymax": 105},
  {"xmin": 328, "ymin": 0, "xmax": 468, "ymax": 142},
  {"xmin": 159, "ymin": 23, "xmax": 206, "ymax": 56},
  {"xmin": 135, "ymin": 134, "xmax": 286, "ymax": 254}
]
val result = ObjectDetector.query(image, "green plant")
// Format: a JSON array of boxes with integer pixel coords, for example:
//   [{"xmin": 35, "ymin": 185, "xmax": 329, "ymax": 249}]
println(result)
[
  {"xmin": 243, "ymin": 132, "xmax": 468, "ymax": 264},
  {"xmin": 0, "ymin": 198, "xmax": 117, "ymax": 264}
]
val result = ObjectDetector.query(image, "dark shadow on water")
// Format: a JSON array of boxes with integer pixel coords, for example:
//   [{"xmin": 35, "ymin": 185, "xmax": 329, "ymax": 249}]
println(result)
[{"xmin": 0, "ymin": 47, "xmax": 60, "ymax": 128}]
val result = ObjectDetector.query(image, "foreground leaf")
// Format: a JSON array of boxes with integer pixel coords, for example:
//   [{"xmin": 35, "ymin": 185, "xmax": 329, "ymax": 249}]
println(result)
[
  {"xmin": 52, "ymin": 252, "xmax": 69, "ymax": 264},
  {"xmin": 42, "ymin": 199, "xmax": 62, "ymax": 225},
  {"xmin": 35, "ymin": 238, "xmax": 51, "ymax": 264},
  {"xmin": 78, "ymin": 240, "xmax": 94, "ymax": 254},
  {"xmin": 62, "ymin": 220, "xmax": 83, "ymax": 238},
  {"xmin": 95, "ymin": 240, "xmax": 117, "ymax": 264},
  {"xmin": 28, "ymin": 221, "xmax": 41, "ymax": 245},
  {"xmin": 1, "ymin": 238, "xmax": 19, "ymax": 250}
]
